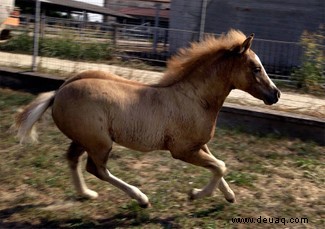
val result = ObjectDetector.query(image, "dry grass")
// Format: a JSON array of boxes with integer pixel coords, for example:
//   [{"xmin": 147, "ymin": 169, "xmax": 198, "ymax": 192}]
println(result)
[{"xmin": 0, "ymin": 88, "xmax": 324, "ymax": 228}]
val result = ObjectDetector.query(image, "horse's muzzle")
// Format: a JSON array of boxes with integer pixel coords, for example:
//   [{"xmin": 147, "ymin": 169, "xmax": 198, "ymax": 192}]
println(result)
[{"xmin": 264, "ymin": 88, "xmax": 281, "ymax": 105}]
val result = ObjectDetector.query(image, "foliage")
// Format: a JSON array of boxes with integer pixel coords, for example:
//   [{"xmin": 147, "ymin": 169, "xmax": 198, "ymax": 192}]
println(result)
[
  {"xmin": 40, "ymin": 36, "xmax": 113, "ymax": 61},
  {"xmin": 0, "ymin": 32, "xmax": 113, "ymax": 61},
  {"xmin": 0, "ymin": 32, "xmax": 34, "ymax": 54},
  {"xmin": 292, "ymin": 27, "xmax": 324, "ymax": 93}
]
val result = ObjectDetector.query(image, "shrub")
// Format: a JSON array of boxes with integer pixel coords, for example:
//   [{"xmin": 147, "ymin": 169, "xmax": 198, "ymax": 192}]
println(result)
[
  {"xmin": 0, "ymin": 32, "xmax": 33, "ymax": 53},
  {"xmin": 40, "ymin": 36, "xmax": 113, "ymax": 61},
  {"xmin": 0, "ymin": 33, "xmax": 113, "ymax": 61},
  {"xmin": 292, "ymin": 27, "xmax": 324, "ymax": 92}
]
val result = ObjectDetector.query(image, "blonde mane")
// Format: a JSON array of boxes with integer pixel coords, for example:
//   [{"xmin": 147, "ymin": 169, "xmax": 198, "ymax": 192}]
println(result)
[{"xmin": 158, "ymin": 30, "xmax": 247, "ymax": 86}]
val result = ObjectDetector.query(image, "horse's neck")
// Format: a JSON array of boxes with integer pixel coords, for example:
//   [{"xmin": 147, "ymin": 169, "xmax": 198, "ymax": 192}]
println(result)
[{"xmin": 172, "ymin": 66, "xmax": 232, "ymax": 112}]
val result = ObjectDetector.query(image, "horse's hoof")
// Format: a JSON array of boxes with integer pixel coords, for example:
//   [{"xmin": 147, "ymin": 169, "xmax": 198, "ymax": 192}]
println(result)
[
  {"xmin": 82, "ymin": 189, "xmax": 98, "ymax": 199},
  {"xmin": 139, "ymin": 202, "xmax": 151, "ymax": 208},
  {"xmin": 188, "ymin": 189, "xmax": 195, "ymax": 201},
  {"xmin": 225, "ymin": 197, "xmax": 236, "ymax": 203},
  {"xmin": 188, "ymin": 188, "xmax": 201, "ymax": 201}
]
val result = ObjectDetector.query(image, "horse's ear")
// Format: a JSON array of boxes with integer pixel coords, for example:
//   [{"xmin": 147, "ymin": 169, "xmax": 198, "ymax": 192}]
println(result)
[{"xmin": 238, "ymin": 33, "xmax": 254, "ymax": 54}]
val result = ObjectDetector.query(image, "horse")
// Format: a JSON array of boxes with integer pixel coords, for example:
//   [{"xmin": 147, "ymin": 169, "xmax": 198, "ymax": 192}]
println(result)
[{"xmin": 15, "ymin": 30, "xmax": 280, "ymax": 208}]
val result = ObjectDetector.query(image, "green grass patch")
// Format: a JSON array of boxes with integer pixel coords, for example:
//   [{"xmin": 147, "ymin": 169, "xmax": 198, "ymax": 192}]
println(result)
[{"xmin": 226, "ymin": 171, "xmax": 257, "ymax": 187}]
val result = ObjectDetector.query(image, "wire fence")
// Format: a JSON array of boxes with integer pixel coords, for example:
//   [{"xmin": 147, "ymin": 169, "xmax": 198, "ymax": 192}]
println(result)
[{"xmin": 0, "ymin": 0, "xmax": 324, "ymax": 87}]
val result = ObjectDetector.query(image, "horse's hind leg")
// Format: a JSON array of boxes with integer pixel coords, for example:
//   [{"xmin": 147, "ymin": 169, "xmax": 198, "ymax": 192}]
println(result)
[
  {"xmin": 67, "ymin": 142, "xmax": 98, "ymax": 199},
  {"xmin": 86, "ymin": 143, "xmax": 150, "ymax": 208}
]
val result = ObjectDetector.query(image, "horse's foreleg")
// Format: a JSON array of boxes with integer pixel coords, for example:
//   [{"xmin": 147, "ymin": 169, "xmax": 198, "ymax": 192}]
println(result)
[
  {"xmin": 66, "ymin": 142, "xmax": 98, "ymax": 199},
  {"xmin": 171, "ymin": 146, "xmax": 234, "ymax": 202},
  {"xmin": 219, "ymin": 177, "xmax": 236, "ymax": 203},
  {"xmin": 86, "ymin": 147, "xmax": 150, "ymax": 208},
  {"xmin": 202, "ymin": 145, "xmax": 235, "ymax": 203},
  {"xmin": 171, "ymin": 147, "xmax": 225, "ymax": 199}
]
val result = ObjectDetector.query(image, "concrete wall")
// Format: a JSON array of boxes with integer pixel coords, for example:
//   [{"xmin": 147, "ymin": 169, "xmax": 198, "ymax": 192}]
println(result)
[
  {"xmin": 1, "ymin": 68, "xmax": 324, "ymax": 145},
  {"xmin": 169, "ymin": 0, "xmax": 324, "ymax": 73},
  {"xmin": 218, "ymin": 104, "xmax": 325, "ymax": 146}
]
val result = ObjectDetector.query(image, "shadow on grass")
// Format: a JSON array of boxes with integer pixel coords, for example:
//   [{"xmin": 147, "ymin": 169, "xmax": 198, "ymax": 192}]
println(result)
[
  {"xmin": 190, "ymin": 203, "xmax": 226, "ymax": 218},
  {"xmin": 0, "ymin": 204, "xmax": 48, "ymax": 228},
  {"xmin": 0, "ymin": 202, "xmax": 228, "ymax": 228},
  {"xmin": 0, "ymin": 203, "xmax": 180, "ymax": 228}
]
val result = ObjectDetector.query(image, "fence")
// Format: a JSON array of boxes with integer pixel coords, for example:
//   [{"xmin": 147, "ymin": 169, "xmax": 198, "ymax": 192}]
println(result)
[{"xmin": 0, "ymin": 0, "xmax": 323, "ymax": 86}]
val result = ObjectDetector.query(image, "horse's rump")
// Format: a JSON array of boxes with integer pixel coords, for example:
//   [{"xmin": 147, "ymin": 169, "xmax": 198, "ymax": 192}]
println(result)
[{"xmin": 52, "ymin": 77, "xmax": 172, "ymax": 152}]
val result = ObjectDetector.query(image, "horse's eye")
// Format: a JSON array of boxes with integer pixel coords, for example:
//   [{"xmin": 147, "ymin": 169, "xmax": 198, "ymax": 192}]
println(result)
[{"xmin": 253, "ymin": 67, "xmax": 261, "ymax": 74}]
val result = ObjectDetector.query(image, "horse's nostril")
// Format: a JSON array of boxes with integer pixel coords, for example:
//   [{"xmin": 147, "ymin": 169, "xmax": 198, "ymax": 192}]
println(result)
[{"xmin": 276, "ymin": 90, "xmax": 281, "ymax": 99}]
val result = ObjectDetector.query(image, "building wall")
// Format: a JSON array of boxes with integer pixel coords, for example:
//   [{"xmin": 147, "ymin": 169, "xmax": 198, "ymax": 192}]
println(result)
[
  {"xmin": 169, "ymin": 0, "xmax": 324, "ymax": 73},
  {"xmin": 203, "ymin": 0, "xmax": 324, "ymax": 41},
  {"xmin": 169, "ymin": 0, "xmax": 202, "ymax": 52}
]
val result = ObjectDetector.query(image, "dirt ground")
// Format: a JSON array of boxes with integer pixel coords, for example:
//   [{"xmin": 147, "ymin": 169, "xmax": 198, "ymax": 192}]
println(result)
[{"xmin": 0, "ymin": 88, "xmax": 324, "ymax": 228}]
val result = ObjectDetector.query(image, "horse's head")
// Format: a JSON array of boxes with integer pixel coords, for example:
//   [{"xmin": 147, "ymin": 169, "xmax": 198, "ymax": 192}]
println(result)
[{"xmin": 230, "ymin": 34, "xmax": 281, "ymax": 105}]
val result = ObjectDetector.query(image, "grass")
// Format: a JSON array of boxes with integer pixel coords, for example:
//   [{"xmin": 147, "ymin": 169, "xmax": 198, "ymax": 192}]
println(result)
[
  {"xmin": 226, "ymin": 171, "xmax": 257, "ymax": 187},
  {"xmin": 0, "ymin": 88, "xmax": 324, "ymax": 228}
]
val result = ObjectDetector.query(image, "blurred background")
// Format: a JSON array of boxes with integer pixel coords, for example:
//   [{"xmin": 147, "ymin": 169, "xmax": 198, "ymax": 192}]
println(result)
[{"xmin": 0, "ymin": 0, "xmax": 324, "ymax": 89}]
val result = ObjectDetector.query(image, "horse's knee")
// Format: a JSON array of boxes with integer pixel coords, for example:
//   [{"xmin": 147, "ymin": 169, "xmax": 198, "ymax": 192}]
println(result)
[
  {"xmin": 218, "ymin": 160, "xmax": 227, "ymax": 175},
  {"xmin": 207, "ymin": 160, "xmax": 227, "ymax": 177}
]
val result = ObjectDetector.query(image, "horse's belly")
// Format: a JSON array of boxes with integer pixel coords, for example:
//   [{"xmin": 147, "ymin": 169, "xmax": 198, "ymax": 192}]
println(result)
[
  {"xmin": 115, "ymin": 140, "xmax": 161, "ymax": 152},
  {"xmin": 110, "ymin": 126, "xmax": 166, "ymax": 152}
]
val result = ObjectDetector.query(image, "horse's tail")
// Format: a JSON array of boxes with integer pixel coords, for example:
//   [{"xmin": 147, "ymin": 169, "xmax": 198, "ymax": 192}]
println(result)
[{"xmin": 15, "ymin": 91, "xmax": 56, "ymax": 143}]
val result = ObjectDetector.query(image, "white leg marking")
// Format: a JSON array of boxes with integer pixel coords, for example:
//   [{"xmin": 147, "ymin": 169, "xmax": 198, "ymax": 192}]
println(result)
[
  {"xmin": 190, "ymin": 158, "xmax": 227, "ymax": 199},
  {"xmin": 218, "ymin": 177, "xmax": 236, "ymax": 202},
  {"xmin": 102, "ymin": 168, "xmax": 149, "ymax": 207},
  {"xmin": 190, "ymin": 173, "xmax": 221, "ymax": 199},
  {"xmin": 201, "ymin": 145, "xmax": 235, "ymax": 202},
  {"xmin": 70, "ymin": 160, "xmax": 98, "ymax": 199}
]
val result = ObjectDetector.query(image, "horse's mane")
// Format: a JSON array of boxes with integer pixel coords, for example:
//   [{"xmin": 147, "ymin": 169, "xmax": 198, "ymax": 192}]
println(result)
[{"xmin": 158, "ymin": 29, "xmax": 247, "ymax": 86}]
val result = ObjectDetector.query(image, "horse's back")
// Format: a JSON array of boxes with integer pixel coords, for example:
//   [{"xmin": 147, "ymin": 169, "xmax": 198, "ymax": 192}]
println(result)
[{"xmin": 62, "ymin": 70, "xmax": 147, "ymax": 88}]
